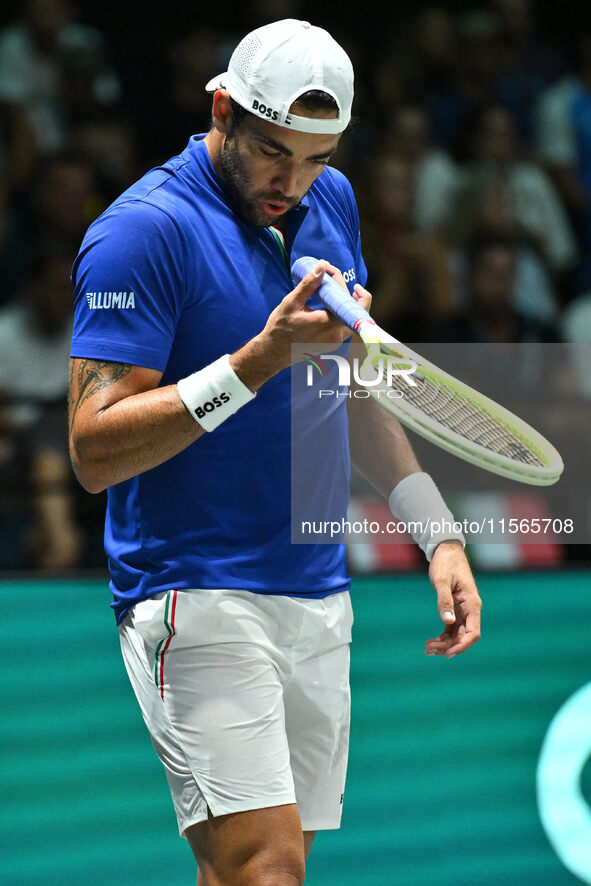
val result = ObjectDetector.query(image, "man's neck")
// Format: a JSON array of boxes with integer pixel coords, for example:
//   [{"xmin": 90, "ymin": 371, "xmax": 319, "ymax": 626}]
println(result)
[{"xmin": 204, "ymin": 128, "xmax": 224, "ymax": 179}]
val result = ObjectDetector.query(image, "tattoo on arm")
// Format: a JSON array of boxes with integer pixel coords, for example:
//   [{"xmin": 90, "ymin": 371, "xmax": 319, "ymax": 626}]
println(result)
[{"xmin": 69, "ymin": 360, "xmax": 132, "ymax": 433}]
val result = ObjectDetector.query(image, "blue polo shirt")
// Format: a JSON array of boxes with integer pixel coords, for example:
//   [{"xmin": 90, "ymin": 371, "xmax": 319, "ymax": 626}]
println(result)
[{"xmin": 71, "ymin": 134, "xmax": 367, "ymax": 623}]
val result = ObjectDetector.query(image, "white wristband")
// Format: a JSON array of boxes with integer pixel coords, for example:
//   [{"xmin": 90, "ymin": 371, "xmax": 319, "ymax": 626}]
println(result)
[
  {"xmin": 177, "ymin": 354, "xmax": 256, "ymax": 432},
  {"xmin": 388, "ymin": 472, "xmax": 466, "ymax": 562}
]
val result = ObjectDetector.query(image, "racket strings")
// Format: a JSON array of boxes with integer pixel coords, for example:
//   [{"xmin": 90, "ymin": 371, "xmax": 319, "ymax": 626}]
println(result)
[{"xmin": 388, "ymin": 366, "xmax": 545, "ymax": 466}]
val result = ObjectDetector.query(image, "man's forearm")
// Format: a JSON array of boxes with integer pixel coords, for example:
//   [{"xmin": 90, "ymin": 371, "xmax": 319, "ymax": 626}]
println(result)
[
  {"xmin": 348, "ymin": 383, "xmax": 467, "ymax": 561},
  {"xmin": 70, "ymin": 334, "xmax": 289, "ymax": 494},
  {"xmin": 70, "ymin": 383, "xmax": 207, "ymax": 492},
  {"xmin": 348, "ymin": 386, "xmax": 421, "ymax": 496}
]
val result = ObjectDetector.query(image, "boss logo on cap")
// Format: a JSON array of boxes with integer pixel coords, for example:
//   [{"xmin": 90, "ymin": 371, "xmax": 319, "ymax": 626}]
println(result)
[
  {"xmin": 252, "ymin": 99, "xmax": 279, "ymax": 121},
  {"xmin": 195, "ymin": 392, "xmax": 230, "ymax": 419}
]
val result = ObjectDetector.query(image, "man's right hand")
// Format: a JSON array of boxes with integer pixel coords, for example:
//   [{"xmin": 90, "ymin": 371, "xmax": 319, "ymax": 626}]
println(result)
[
  {"xmin": 231, "ymin": 260, "xmax": 371, "ymax": 391},
  {"xmin": 261, "ymin": 260, "xmax": 347, "ymax": 361}
]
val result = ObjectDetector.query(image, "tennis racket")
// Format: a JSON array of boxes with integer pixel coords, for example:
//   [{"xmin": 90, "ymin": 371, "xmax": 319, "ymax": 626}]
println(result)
[{"xmin": 291, "ymin": 256, "xmax": 563, "ymax": 486}]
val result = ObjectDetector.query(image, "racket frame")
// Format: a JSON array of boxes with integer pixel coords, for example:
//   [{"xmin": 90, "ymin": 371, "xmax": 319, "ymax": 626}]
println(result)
[
  {"xmin": 290, "ymin": 255, "xmax": 564, "ymax": 486},
  {"xmin": 358, "ymin": 325, "xmax": 563, "ymax": 486}
]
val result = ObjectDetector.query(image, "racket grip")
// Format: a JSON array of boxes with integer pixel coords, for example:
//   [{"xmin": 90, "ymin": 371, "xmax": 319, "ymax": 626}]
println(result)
[{"xmin": 291, "ymin": 256, "xmax": 374, "ymax": 333}]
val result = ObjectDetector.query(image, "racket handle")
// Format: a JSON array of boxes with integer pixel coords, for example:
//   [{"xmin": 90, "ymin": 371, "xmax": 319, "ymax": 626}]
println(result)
[{"xmin": 291, "ymin": 256, "xmax": 374, "ymax": 333}]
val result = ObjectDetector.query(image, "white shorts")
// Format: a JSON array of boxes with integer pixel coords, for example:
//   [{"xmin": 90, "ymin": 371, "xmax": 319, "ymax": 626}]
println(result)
[{"xmin": 119, "ymin": 588, "xmax": 353, "ymax": 837}]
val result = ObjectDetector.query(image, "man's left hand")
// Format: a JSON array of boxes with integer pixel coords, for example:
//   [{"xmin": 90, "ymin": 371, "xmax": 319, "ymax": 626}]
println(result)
[{"xmin": 425, "ymin": 541, "xmax": 482, "ymax": 658}]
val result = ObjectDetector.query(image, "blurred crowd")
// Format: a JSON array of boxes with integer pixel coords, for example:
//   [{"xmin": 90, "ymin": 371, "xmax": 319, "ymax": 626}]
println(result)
[{"xmin": 0, "ymin": 0, "xmax": 590, "ymax": 570}]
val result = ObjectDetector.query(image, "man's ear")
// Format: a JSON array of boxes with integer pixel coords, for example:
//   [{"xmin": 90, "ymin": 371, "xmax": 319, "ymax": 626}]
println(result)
[{"xmin": 211, "ymin": 90, "xmax": 233, "ymax": 135}]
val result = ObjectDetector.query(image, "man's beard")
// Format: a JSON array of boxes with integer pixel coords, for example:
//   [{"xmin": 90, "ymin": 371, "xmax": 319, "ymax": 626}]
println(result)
[{"xmin": 219, "ymin": 134, "xmax": 297, "ymax": 227}]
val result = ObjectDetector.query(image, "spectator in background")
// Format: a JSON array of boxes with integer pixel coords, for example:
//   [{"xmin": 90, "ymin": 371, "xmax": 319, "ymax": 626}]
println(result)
[
  {"xmin": 361, "ymin": 154, "xmax": 454, "ymax": 339},
  {"xmin": 423, "ymin": 3, "xmax": 564, "ymax": 155},
  {"xmin": 0, "ymin": 246, "xmax": 82, "ymax": 569},
  {"xmin": 446, "ymin": 175, "xmax": 559, "ymax": 325},
  {"xmin": 0, "ymin": 150, "xmax": 102, "ymax": 307},
  {"xmin": 383, "ymin": 102, "xmax": 460, "ymax": 235},
  {"xmin": 560, "ymin": 292, "xmax": 591, "ymax": 399},
  {"xmin": 466, "ymin": 104, "xmax": 576, "ymax": 274},
  {"xmin": 0, "ymin": 95, "xmax": 37, "ymax": 200},
  {"xmin": 495, "ymin": 0, "xmax": 566, "ymax": 84},
  {"xmin": 0, "ymin": 0, "xmax": 120, "ymax": 161},
  {"xmin": 32, "ymin": 150, "xmax": 102, "ymax": 243},
  {"xmin": 441, "ymin": 234, "xmax": 575, "ymax": 527},
  {"xmin": 374, "ymin": 7, "xmax": 458, "ymax": 109},
  {"xmin": 450, "ymin": 103, "xmax": 577, "ymax": 306},
  {"xmin": 494, "ymin": 0, "xmax": 567, "ymax": 142},
  {"xmin": 534, "ymin": 43, "xmax": 586, "ymax": 215},
  {"xmin": 139, "ymin": 28, "xmax": 230, "ymax": 167},
  {"xmin": 535, "ymin": 28, "xmax": 591, "ymax": 294},
  {"xmin": 71, "ymin": 109, "xmax": 139, "ymax": 202},
  {"xmin": 425, "ymin": 9, "xmax": 505, "ymax": 152},
  {"xmin": 0, "ymin": 0, "xmax": 71, "ymax": 158},
  {"xmin": 441, "ymin": 233, "xmax": 558, "ymax": 343}
]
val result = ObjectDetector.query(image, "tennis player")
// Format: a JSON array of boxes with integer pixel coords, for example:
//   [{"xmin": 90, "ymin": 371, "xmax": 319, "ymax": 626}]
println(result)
[{"xmin": 68, "ymin": 19, "xmax": 481, "ymax": 886}]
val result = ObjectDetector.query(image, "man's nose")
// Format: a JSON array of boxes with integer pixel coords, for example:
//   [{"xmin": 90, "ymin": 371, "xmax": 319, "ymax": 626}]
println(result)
[{"xmin": 272, "ymin": 162, "xmax": 299, "ymax": 198}]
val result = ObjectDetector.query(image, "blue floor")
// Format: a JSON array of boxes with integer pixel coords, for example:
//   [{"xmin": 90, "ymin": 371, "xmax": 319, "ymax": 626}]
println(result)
[{"xmin": 1, "ymin": 572, "xmax": 590, "ymax": 885}]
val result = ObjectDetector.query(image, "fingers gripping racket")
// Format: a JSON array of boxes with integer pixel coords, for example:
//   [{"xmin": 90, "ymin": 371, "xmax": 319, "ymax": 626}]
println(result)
[{"xmin": 291, "ymin": 256, "xmax": 563, "ymax": 486}]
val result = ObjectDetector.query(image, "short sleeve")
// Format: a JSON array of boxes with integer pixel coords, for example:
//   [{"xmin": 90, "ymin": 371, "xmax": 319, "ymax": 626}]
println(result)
[{"xmin": 70, "ymin": 200, "xmax": 186, "ymax": 372}]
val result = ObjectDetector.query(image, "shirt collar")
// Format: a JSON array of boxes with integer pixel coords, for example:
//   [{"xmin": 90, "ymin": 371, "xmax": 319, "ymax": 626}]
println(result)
[{"xmin": 183, "ymin": 133, "xmax": 310, "ymax": 237}]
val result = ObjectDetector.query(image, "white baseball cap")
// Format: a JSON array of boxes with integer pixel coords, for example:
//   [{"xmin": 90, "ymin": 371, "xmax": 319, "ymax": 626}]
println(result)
[{"xmin": 205, "ymin": 19, "xmax": 354, "ymax": 134}]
